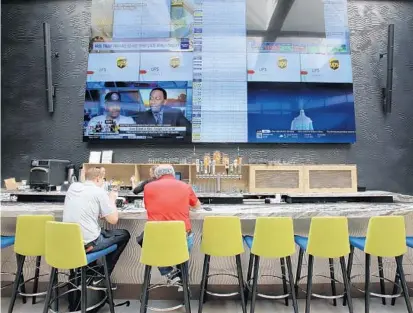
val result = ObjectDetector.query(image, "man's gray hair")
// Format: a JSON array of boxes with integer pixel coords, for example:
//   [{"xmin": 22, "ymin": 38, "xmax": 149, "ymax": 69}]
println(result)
[{"xmin": 154, "ymin": 164, "xmax": 175, "ymax": 179}]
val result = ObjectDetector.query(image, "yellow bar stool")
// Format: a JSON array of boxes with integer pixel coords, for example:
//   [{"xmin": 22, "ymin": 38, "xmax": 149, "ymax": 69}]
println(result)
[
  {"xmin": 294, "ymin": 217, "xmax": 353, "ymax": 313},
  {"xmin": 139, "ymin": 221, "xmax": 191, "ymax": 313},
  {"xmin": 8, "ymin": 215, "xmax": 54, "ymax": 313},
  {"xmin": 198, "ymin": 216, "xmax": 246, "ymax": 313},
  {"xmin": 43, "ymin": 221, "xmax": 117, "ymax": 313},
  {"xmin": 347, "ymin": 216, "xmax": 412, "ymax": 313},
  {"xmin": 244, "ymin": 217, "xmax": 298, "ymax": 313}
]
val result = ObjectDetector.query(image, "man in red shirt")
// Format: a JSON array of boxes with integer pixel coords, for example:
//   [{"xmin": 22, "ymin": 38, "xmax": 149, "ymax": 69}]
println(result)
[{"xmin": 137, "ymin": 164, "xmax": 201, "ymax": 286}]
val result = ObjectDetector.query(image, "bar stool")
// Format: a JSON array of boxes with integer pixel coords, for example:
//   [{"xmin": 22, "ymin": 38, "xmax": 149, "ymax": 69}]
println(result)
[
  {"xmin": 391, "ymin": 236, "xmax": 413, "ymax": 305},
  {"xmin": 348, "ymin": 216, "xmax": 412, "ymax": 313},
  {"xmin": 294, "ymin": 217, "xmax": 353, "ymax": 313},
  {"xmin": 1, "ymin": 236, "xmax": 15, "ymax": 249},
  {"xmin": 43, "ymin": 221, "xmax": 117, "ymax": 313},
  {"xmin": 139, "ymin": 221, "xmax": 191, "ymax": 313},
  {"xmin": 8, "ymin": 215, "xmax": 54, "ymax": 313},
  {"xmin": 198, "ymin": 216, "xmax": 246, "ymax": 313},
  {"xmin": 1, "ymin": 236, "xmax": 16, "ymax": 287},
  {"xmin": 244, "ymin": 217, "xmax": 298, "ymax": 313},
  {"xmin": 1, "ymin": 235, "xmax": 26, "ymax": 301}
]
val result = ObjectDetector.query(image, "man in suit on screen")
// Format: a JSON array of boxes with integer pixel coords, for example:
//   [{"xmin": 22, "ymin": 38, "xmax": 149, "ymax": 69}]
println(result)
[{"xmin": 135, "ymin": 88, "xmax": 191, "ymax": 129}]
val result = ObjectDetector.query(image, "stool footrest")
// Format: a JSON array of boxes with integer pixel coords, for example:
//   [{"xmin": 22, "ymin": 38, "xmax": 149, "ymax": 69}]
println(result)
[
  {"xmin": 146, "ymin": 304, "xmax": 185, "ymax": 312},
  {"xmin": 246, "ymin": 276, "xmax": 291, "ymax": 300},
  {"xmin": 255, "ymin": 292, "xmax": 290, "ymax": 300},
  {"xmin": 0, "ymin": 272, "xmax": 16, "ymax": 290},
  {"xmin": 148, "ymin": 283, "xmax": 182, "ymax": 291},
  {"xmin": 206, "ymin": 290, "xmax": 239, "ymax": 297},
  {"xmin": 246, "ymin": 274, "xmax": 290, "ymax": 291},
  {"xmin": 296, "ymin": 274, "xmax": 346, "ymax": 300},
  {"xmin": 48, "ymin": 291, "xmax": 108, "ymax": 313},
  {"xmin": 349, "ymin": 273, "xmax": 403, "ymax": 299},
  {"xmin": 114, "ymin": 300, "xmax": 130, "ymax": 308},
  {"xmin": 140, "ymin": 283, "xmax": 191, "ymax": 312},
  {"xmin": 204, "ymin": 272, "xmax": 241, "ymax": 297}
]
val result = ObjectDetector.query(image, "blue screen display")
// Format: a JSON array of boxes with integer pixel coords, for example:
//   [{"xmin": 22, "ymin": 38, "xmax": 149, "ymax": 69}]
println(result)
[{"xmin": 248, "ymin": 82, "xmax": 356, "ymax": 143}]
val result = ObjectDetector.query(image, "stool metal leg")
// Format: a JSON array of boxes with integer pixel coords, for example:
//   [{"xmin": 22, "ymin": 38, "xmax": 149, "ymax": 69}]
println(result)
[
  {"xmin": 14, "ymin": 253, "xmax": 27, "ymax": 304},
  {"xmin": 8, "ymin": 254, "xmax": 25, "ymax": 313},
  {"xmin": 329, "ymin": 258, "xmax": 337, "ymax": 306},
  {"xmin": 236, "ymin": 254, "xmax": 247, "ymax": 313},
  {"xmin": 305, "ymin": 255, "xmax": 314, "ymax": 313},
  {"xmin": 203, "ymin": 255, "xmax": 210, "ymax": 304},
  {"xmin": 280, "ymin": 257, "xmax": 289, "ymax": 306},
  {"xmin": 395, "ymin": 256, "xmax": 413, "ymax": 313},
  {"xmin": 74, "ymin": 268, "xmax": 82, "ymax": 312},
  {"xmin": 245, "ymin": 253, "xmax": 254, "ymax": 302},
  {"xmin": 81, "ymin": 266, "xmax": 87, "ymax": 313},
  {"xmin": 32, "ymin": 256, "xmax": 42, "ymax": 304},
  {"xmin": 295, "ymin": 248, "xmax": 304, "ymax": 297},
  {"xmin": 68, "ymin": 269, "xmax": 76, "ymax": 311},
  {"xmin": 198, "ymin": 255, "xmax": 210, "ymax": 313},
  {"xmin": 42, "ymin": 268, "xmax": 57, "ymax": 313},
  {"xmin": 365, "ymin": 253, "xmax": 371, "ymax": 313},
  {"xmin": 286, "ymin": 256, "xmax": 299, "ymax": 313},
  {"xmin": 181, "ymin": 262, "xmax": 191, "ymax": 313},
  {"xmin": 103, "ymin": 256, "xmax": 115, "ymax": 313},
  {"xmin": 377, "ymin": 257, "xmax": 386, "ymax": 305},
  {"xmin": 140, "ymin": 265, "xmax": 152, "ymax": 313},
  {"xmin": 340, "ymin": 256, "xmax": 353, "ymax": 313},
  {"xmin": 53, "ymin": 269, "xmax": 59, "ymax": 312},
  {"xmin": 391, "ymin": 269, "xmax": 400, "ymax": 306},
  {"xmin": 20, "ymin": 271, "xmax": 27, "ymax": 304},
  {"xmin": 343, "ymin": 245, "xmax": 354, "ymax": 306},
  {"xmin": 250, "ymin": 255, "xmax": 260, "ymax": 313}
]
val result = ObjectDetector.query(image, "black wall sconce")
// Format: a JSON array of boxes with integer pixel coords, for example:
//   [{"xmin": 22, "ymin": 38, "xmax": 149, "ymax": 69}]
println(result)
[
  {"xmin": 43, "ymin": 22, "xmax": 55, "ymax": 113},
  {"xmin": 379, "ymin": 24, "xmax": 394, "ymax": 114}
]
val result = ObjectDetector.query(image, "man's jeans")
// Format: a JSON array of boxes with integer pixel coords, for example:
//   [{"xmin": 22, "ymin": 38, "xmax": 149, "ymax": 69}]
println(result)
[
  {"xmin": 85, "ymin": 229, "xmax": 131, "ymax": 275},
  {"xmin": 137, "ymin": 232, "xmax": 194, "ymax": 276}
]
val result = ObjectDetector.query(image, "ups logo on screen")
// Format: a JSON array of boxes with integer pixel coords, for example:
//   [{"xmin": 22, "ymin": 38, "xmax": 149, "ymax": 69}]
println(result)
[
  {"xmin": 329, "ymin": 58, "xmax": 340, "ymax": 70},
  {"xmin": 116, "ymin": 57, "xmax": 127, "ymax": 69},
  {"xmin": 170, "ymin": 56, "xmax": 181, "ymax": 68},
  {"xmin": 277, "ymin": 57, "xmax": 288, "ymax": 69}
]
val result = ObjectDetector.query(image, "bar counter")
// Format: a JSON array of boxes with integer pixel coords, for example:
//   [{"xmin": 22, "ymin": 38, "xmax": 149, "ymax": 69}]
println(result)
[{"xmin": 2, "ymin": 191, "xmax": 413, "ymax": 299}]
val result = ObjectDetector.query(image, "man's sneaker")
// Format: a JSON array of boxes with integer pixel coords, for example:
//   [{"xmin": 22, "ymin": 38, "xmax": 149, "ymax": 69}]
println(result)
[
  {"xmin": 166, "ymin": 269, "xmax": 182, "ymax": 291},
  {"xmin": 89, "ymin": 278, "xmax": 117, "ymax": 291}
]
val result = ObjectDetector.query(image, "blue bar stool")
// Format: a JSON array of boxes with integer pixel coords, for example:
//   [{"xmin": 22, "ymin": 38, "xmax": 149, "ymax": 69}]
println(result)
[
  {"xmin": 348, "ymin": 216, "xmax": 412, "ymax": 313},
  {"xmin": 43, "ymin": 221, "xmax": 117, "ymax": 313},
  {"xmin": 1, "ymin": 236, "xmax": 15, "ymax": 249},
  {"xmin": 390, "ymin": 236, "xmax": 413, "ymax": 306},
  {"xmin": 1, "ymin": 235, "xmax": 26, "ymax": 302}
]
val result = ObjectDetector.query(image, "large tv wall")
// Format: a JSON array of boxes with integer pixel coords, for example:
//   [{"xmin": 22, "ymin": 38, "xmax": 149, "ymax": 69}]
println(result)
[{"xmin": 84, "ymin": 0, "xmax": 355, "ymax": 143}]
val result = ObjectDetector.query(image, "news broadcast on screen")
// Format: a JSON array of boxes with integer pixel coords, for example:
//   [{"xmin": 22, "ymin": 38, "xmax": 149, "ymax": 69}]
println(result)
[{"xmin": 84, "ymin": 0, "xmax": 356, "ymax": 143}]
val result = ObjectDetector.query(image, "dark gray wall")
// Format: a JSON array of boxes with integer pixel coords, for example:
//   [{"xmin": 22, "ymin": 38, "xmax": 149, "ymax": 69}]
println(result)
[{"xmin": 2, "ymin": 0, "xmax": 413, "ymax": 193}]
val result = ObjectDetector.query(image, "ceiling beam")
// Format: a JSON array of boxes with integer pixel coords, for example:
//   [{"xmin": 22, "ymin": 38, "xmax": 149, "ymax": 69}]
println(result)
[{"xmin": 263, "ymin": 0, "xmax": 296, "ymax": 43}]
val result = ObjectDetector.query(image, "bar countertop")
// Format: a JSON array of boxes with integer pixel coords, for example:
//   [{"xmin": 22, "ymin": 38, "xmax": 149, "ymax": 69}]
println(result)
[
  {"xmin": 2, "ymin": 191, "xmax": 413, "ymax": 219},
  {"xmin": 3, "ymin": 191, "xmax": 413, "ymax": 289}
]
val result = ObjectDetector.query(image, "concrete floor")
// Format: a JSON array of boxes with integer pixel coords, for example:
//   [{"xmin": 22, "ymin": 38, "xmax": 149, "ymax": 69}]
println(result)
[{"xmin": 1, "ymin": 297, "xmax": 413, "ymax": 313}]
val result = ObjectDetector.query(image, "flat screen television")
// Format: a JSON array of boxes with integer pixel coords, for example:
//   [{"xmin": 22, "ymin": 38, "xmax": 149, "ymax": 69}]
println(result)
[{"xmin": 84, "ymin": 0, "xmax": 355, "ymax": 143}]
